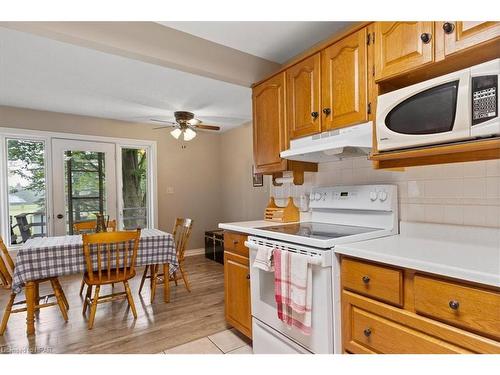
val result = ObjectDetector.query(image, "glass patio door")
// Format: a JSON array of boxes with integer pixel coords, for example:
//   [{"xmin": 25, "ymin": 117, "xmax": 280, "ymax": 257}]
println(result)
[{"xmin": 52, "ymin": 139, "xmax": 117, "ymax": 236}]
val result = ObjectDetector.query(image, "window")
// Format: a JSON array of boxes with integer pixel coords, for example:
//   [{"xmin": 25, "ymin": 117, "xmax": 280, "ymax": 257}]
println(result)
[
  {"xmin": 121, "ymin": 147, "xmax": 148, "ymax": 229},
  {"xmin": 385, "ymin": 81, "xmax": 459, "ymax": 135},
  {"xmin": 64, "ymin": 150, "xmax": 107, "ymax": 234},
  {"xmin": 6, "ymin": 138, "xmax": 47, "ymax": 244}
]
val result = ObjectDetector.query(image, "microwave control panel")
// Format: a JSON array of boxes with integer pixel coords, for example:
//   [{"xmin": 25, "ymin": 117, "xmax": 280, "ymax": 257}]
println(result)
[{"xmin": 472, "ymin": 75, "xmax": 498, "ymax": 126}]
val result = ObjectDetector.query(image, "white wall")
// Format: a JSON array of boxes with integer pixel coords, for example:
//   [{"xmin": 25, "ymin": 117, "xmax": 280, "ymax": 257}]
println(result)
[
  {"xmin": 271, "ymin": 157, "xmax": 500, "ymax": 228},
  {"xmin": 219, "ymin": 122, "xmax": 270, "ymax": 223}
]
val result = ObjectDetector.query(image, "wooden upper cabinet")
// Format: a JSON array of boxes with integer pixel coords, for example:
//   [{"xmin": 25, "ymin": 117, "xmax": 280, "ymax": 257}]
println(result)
[
  {"xmin": 252, "ymin": 72, "xmax": 287, "ymax": 174},
  {"xmin": 443, "ymin": 21, "xmax": 500, "ymax": 56},
  {"xmin": 287, "ymin": 53, "xmax": 321, "ymax": 139},
  {"xmin": 375, "ymin": 22, "xmax": 434, "ymax": 81},
  {"xmin": 321, "ymin": 28, "xmax": 368, "ymax": 130}
]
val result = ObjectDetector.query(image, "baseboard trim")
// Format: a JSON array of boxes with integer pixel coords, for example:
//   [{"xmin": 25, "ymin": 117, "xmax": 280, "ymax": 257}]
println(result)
[{"xmin": 185, "ymin": 248, "xmax": 205, "ymax": 257}]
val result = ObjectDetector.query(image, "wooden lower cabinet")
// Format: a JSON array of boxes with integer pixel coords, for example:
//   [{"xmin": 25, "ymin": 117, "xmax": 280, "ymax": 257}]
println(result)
[
  {"xmin": 341, "ymin": 257, "xmax": 500, "ymax": 354},
  {"xmin": 223, "ymin": 232, "xmax": 252, "ymax": 339}
]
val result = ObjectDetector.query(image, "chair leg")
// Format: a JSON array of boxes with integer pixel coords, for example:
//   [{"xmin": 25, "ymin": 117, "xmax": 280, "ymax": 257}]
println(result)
[
  {"xmin": 124, "ymin": 281, "xmax": 137, "ymax": 319},
  {"xmin": 163, "ymin": 263, "xmax": 170, "ymax": 303},
  {"xmin": 138, "ymin": 265, "xmax": 149, "ymax": 295},
  {"xmin": 79, "ymin": 278, "xmax": 85, "ymax": 296},
  {"xmin": 173, "ymin": 271, "xmax": 178, "ymax": 286},
  {"xmin": 50, "ymin": 279, "xmax": 68, "ymax": 322},
  {"xmin": 150, "ymin": 265, "xmax": 158, "ymax": 303},
  {"xmin": 88, "ymin": 285, "xmax": 100, "ymax": 330},
  {"xmin": 55, "ymin": 279, "xmax": 69, "ymax": 310},
  {"xmin": 0, "ymin": 293, "xmax": 15, "ymax": 335},
  {"xmin": 34, "ymin": 283, "xmax": 40, "ymax": 310},
  {"xmin": 83, "ymin": 284, "xmax": 92, "ymax": 315},
  {"xmin": 179, "ymin": 265, "xmax": 191, "ymax": 292}
]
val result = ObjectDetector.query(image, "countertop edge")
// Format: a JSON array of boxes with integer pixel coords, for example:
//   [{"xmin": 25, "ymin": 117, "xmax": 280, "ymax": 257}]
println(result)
[{"xmin": 334, "ymin": 245, "xmax": 500, "ymax": 288}]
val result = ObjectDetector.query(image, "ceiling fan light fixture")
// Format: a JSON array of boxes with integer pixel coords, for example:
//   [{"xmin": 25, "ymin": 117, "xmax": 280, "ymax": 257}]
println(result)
[
  {"xmin": 183, "ymin": 127, "xmax": 197, "ymax": 141},
  {"xmin": 170, "ymin": 128, "xmax": 182, "ymax": 139},
  {"xmin": 188, "ymin": 118, "xmax": 200, "ymax": 125}
]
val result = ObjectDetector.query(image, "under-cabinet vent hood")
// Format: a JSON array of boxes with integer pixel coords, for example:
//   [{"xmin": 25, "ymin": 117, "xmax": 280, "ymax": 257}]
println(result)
[{"xmin": 280, "ymin": 122, "xmax": 373, "ymax": 163}]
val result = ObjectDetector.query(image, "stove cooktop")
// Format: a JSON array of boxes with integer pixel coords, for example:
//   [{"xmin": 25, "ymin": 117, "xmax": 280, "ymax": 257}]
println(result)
[{"xmin": 256, "ymin": 222, "xmax": 379, "ymax": 240}]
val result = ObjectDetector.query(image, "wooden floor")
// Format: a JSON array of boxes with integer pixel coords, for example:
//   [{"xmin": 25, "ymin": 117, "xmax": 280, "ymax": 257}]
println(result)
[{"xmin": 0, "ymin": 255, "xmax": 229, "ymax": 354}]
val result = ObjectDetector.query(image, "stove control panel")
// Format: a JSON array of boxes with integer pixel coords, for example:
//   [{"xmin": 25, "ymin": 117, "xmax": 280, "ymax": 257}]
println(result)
[{"xmin": 309, "ymin": 185, "xmax": 397, "ymax": 211}]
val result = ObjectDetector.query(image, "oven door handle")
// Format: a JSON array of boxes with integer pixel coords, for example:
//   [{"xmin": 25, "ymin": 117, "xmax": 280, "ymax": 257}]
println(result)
[{"xmin": 245, "ymin": 241, "xmax": 326, "ymax": 267}]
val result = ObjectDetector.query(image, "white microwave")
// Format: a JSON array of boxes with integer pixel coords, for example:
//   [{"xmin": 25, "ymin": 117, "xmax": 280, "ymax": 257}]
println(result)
[{"xmin": 376, "ymin": 59, "xmax": 499, "ymax": 151}]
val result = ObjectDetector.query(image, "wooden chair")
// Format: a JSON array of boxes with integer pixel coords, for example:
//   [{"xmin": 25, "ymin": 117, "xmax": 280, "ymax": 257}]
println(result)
[
  {"xmin": 74, "ymin": 219, "xmax": 117, "ymax": 295},
  {"xmin": 81, "ymin": 229, "xmax": 140, "ymax": 329},
  {"xmin": 0, "ymin": 236, "xmax": 69, "ymax": 335},
  {"xmin": 138, "ymin": 218, "xmax": 193, "ymax": 302}
]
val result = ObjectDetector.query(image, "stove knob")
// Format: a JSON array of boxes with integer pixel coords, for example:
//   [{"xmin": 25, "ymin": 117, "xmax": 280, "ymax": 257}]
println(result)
[
  {"xmin": 370, "ymin": 191, "xmax": 378, "ymax": 201},
  {"xmin": 322, "ymin": 193, "xmax": 327, "ymax": 201},
  {"xmin": 314, "ymin": 192, "xmax": 322, "ymax": 201},
  {"xmin": 378, "ymin": 191, "xmax": 388, "ymax": 202}
]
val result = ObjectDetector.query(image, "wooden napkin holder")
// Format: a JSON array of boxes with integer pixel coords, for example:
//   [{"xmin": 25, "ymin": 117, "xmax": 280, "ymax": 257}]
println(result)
[{"xmin": 264, "ymin": 197, "xmax": 300, "ymax": 223}]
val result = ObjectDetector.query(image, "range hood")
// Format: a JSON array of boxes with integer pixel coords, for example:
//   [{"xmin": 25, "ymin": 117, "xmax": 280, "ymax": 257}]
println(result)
[{"xmin": 280, "ymin": 121, "xmax": 373, "ymax": 163}]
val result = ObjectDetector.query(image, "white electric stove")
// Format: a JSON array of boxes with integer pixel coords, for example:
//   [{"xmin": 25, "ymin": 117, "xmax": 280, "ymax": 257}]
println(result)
[{"xmin": 245, "ymin": 184, "xmax": 398, "ymax": 354}]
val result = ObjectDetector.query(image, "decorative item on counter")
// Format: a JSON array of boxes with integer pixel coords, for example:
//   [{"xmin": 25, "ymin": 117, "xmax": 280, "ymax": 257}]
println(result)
[{"xmin": 264, "ymin": 197, "xmax": 300, "ymax": 223}]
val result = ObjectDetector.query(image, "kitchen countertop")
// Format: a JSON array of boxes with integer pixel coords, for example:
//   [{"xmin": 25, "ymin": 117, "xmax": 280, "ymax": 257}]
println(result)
[
  {"xmin": 219, "ymin": 220, "xmax": 500, "ymax": 287},
  {"xmin": 219, "ymin": 220, "xmax": 297, "ymax": 235},
  {"xmin": 335, "ymin": 221, "xmax": 500, "ymax": 288}
]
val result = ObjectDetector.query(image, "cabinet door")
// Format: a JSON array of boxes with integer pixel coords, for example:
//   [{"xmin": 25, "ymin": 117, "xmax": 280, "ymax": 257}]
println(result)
[
  {"xmin": 252, "ymin": 73, "xmax": 287, "ymax": 174},
  {"xmin": 224, "ymin": 251, "xmax": 252, "ymax": 338},
  {"xmin": 375, "ymin": 22, "xmax": 434, "ymax": 81},
  {"xmin": 287, "ymin": 53, "xmax": 321, "ymax": 139},
  {"xmin": 443, "ymin": 21, "xmax": 500, "ymax": 56},
  {"xmin": 322, "ymin": 28, "xmax": 368, "ymax": 130}
]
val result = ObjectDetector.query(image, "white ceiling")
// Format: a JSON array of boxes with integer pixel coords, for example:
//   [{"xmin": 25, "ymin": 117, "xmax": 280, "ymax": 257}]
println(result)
[
  {"xmin": 158, "ymin": 21, "xmax": 354, "ymax": 63},
  {"xmin": 0, "ymin": 27, "xmax": 252, "ymax": 130}
]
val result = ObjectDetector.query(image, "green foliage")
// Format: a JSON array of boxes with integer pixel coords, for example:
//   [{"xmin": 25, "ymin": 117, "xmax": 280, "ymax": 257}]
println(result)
[{"xmin": 7, "ymin": 139, "xmax": 46, "ymax": 195}]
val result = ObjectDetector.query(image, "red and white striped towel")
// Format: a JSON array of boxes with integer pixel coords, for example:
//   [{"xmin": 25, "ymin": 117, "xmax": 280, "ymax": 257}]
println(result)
[{"xmin": 273, "ymin": 249, "xmax": 312, "ymax": 335}]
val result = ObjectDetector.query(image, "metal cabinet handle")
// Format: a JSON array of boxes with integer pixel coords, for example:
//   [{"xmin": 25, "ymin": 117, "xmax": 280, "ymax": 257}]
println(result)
[
  {"xmin": 449, "ymin": 300, "xmax": 460, "ymax": 310},
  {"xmin": 322, "ymin": 108, "xmax": 331, "ymax": 116},
  {"xmin": 420, "ymin": 33, "xmax": 432, "ymax": 44},
  {"xmin": 443, "ymin": 22, "xmax": 455, "ymax": 34},
  {"xmin": 246, "ymin": 274, "xmax": 250, "ymax": 280},
  {"xmin": 233, "ymin": 240, "xmax": 239, "ymax": 245},
  {"xmin": 362, "ymin": 276, "xmax": 370, "ymax": 284},
  {"xmin": 311, "ymin": 111, "xmax": 319, "ymax": 119},
  {"xmin": 56, "ymin": 214, "xmax": 64, "ymax": 219},
  {"xmin": 363, "ymin": 328, "xmax": 372, "ymax": 337}
]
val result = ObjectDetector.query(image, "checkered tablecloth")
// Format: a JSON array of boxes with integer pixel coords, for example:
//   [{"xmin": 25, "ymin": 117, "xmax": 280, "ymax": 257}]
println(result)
[{"xmin": 12, "ymin": 228, "xmax": 178, "ymax": 294}]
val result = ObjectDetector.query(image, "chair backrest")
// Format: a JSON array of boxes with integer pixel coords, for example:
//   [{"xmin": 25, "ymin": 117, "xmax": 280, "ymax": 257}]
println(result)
[
  {"xmin": 82, "ymin": 229, "xmax": 141, "ymax": 283},
  {"xmin": 0, "ymin": 236, "xmax": 14, "ymax": 289},
  {"xmin": 172, "ymin": 218, "xmax": 193, "ymax": 263},
  {"xmin": 74, "ymin": 219, "xmax": 117, "ymax": 234}
]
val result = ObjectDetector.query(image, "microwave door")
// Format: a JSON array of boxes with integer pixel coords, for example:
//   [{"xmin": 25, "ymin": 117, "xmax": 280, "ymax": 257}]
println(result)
[{"xmin": 376, "ymin": 69, "xmax": 471, "ymax": 151}]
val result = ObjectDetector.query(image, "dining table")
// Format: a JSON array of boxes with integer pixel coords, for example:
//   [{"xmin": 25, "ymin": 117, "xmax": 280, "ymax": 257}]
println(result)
[{"xmin": 12, "ymin": 228, "xmax": 178, "ymax": 336}]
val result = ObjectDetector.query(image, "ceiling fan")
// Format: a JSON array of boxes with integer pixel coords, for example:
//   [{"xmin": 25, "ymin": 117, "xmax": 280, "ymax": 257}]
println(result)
[{"xmin": 151, "ymin": 111, "xmax": 221, "ymax": 141}]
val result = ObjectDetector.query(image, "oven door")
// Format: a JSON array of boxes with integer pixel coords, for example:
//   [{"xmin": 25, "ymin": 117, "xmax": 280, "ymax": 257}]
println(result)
[
  {"xmin": 376, "ymin": 68, "xmax": 470, "ymax": 151},
  {"xmin": 248, "ymin": 239, "xmax": 334, "ymax": 354}
]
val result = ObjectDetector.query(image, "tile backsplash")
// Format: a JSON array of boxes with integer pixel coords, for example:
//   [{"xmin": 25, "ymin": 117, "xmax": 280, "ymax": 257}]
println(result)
[{"xmin": 269, "ymin": 157, "xmax": 500, "ymax": 228}]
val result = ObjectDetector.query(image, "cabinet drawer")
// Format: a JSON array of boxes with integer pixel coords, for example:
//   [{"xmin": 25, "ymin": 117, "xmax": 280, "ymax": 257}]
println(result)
[
  {"xmin": 350, "ymin": 306, "xmax": 470, "ymax": 354},
  {"xmin": 341, "ymin": 258, "xmax": 403, "ymax": 306},
  {"xmin": 414, "ymin": 276, "xmax": 500, "ymax": 340},
  {"xmin": 223, "ymin": 232, "xmax": 248, "ymax": 258}
]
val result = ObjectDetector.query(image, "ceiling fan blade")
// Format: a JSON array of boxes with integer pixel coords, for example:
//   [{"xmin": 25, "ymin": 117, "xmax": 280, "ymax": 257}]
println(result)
[
  {"xmin": 150, "ymin": 118, "xmax": 177, "ymax": 125},
  {"xmin": 153, "ymin": 125, "xmax": 176, "ymax": 130},
  {"xmin": 194, "ymin": 124, "xmax": 221, "ymax": 131}
]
